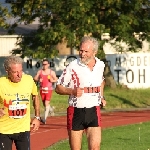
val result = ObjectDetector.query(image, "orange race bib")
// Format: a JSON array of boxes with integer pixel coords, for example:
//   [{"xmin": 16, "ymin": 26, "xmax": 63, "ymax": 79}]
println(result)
[
  {"xmin": 84, "ymin": 86, "xmax": 100, "ymax": 93},
  {"xmin": 8, "ymin": 104, "xmax": 27, "ymax": 119}
]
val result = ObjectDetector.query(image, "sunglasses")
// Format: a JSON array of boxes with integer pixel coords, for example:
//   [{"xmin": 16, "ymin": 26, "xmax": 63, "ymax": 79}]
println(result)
[{"xmin": 42, "ymin": 64, "xmax": 48, "ymax": 66}]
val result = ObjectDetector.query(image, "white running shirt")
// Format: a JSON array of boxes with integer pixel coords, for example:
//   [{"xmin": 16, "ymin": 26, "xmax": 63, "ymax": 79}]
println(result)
[{"xmin": 57, "ymin": 57, "xmax": 105, "ymax": 108}]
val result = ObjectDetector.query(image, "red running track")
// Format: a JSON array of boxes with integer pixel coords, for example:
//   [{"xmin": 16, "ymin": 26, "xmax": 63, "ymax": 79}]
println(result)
[{"xmin": 13, "ymin": 110, "xmax": 150, "ymax": 150}]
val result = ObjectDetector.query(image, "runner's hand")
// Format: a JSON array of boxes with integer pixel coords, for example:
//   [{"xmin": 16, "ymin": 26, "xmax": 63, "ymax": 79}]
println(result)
[
  {"xmin": 0, "ymin": 108, "xmax": 5, "ymax": 117},
  {"xmin": 102, "ymin": 99, "xmax": 106, "ymax": 106},
  {"xmin": 101, "ymin": 99, "xmax": 106, "ymax": 108},
  {"xmin": 30, "ymin": 118, "xmax": 40, "ymax": 132},
  {"xmin": 72, "ymin": 87, "xmax": 84, "ymax": 97}
]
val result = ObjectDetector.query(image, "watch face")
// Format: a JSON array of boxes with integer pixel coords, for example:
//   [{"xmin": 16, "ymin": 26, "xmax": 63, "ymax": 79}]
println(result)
[{"xmin": 64, "ymin": 56, "xmax": 77, "ymax": 66}]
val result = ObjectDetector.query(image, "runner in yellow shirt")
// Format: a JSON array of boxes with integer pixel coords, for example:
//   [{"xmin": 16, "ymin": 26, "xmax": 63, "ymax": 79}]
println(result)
[{"xmin": 0, "ymin": 55, "xmax": 40, "ymax": 150}]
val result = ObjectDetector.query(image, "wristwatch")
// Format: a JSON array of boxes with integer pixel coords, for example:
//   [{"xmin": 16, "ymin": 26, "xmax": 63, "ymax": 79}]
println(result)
[
  {"xmin": 34, "ymin": 116, "xmax": 41, "ymax": 121},
  {"xmin": 101, "ymin": 96, "xmax": 105, "ymax": 100}
]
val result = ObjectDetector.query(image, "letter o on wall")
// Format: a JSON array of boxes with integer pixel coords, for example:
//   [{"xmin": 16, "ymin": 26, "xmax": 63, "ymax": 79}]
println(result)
[
  {"xmin": 35, "ymin": 62, "xmax": 40, "ymax": 68},
  {"xmin": 126, "ymin": 69, "xmax": 134, "ymax": 83}
]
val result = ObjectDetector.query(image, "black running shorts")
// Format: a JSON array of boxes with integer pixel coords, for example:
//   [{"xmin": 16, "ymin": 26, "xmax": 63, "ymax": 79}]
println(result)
[
  {"xmin": 0, "ymin": 131, "xmax": 30, "ymax": 150},
  {"xmin": 67, "ymin": 106, "xmax": 101, "ymax": 130}
]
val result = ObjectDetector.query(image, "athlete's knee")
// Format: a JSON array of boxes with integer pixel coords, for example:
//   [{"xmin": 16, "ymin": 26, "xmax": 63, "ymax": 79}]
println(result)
[{"xmin": 88, "ymin": 143, "xmax": 100, "ymax": 150}]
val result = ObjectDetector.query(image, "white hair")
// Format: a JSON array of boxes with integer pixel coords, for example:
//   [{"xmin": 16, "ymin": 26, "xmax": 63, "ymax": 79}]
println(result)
[
  {"xmin": 80, "ymin": 36, "xmax": 99, "ymax": 52},
  {"xmin": 4, "ymin": 55, "xmax": 23, "ymax": 70}
]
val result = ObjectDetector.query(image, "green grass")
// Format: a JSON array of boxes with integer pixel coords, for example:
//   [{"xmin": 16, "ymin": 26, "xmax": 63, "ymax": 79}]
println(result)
[
  {"xmin": 45, "ymin": 122, "xmax": 150, "ymax": 150},
  {"xmin": 104, "ymin": 86, "xmax": 150, "ymax": 109},
  {"xmin": 30, "ymin": 87, "xmax": 150, "ymax": 115}
]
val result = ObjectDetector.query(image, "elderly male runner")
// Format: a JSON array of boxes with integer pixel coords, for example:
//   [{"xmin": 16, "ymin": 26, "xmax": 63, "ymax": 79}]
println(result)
[
  {"xmin": 55, "ymin": 36, "xmax": 106, "ymax": 150},
  {"xmin": 0, "ymin": 55, "xmax": 40, "ymax": 150}
]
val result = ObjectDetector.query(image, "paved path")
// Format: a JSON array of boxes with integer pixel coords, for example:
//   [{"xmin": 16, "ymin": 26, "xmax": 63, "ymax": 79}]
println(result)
[{"xmin": 13, "ymin": 110, "xmax": 150, "ymax": 150}]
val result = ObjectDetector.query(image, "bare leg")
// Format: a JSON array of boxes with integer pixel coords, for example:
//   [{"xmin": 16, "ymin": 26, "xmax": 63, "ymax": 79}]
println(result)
[
  {"xmin": 41, "ymin": 100, "xmax": 49, "ymax": 124},
  {"xmin": 49, "ymin": 104, "xmax": 55, "ymax": 116},
  {"xmin": 68, "ymin": 130, "xmax": 84, "ymax": 150},
  {"xmin": 44, "ymin": 100, "xmax": 50, "ymax": 122},
  {"xmin": 86, "ymin": 127, "xmax": 101, "ymax": 150}
]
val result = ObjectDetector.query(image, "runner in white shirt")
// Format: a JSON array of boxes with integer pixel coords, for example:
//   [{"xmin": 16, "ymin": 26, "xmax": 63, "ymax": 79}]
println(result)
[{"xmin": 55, "ymin": 36, "xmax": 106, "ymax": 150}]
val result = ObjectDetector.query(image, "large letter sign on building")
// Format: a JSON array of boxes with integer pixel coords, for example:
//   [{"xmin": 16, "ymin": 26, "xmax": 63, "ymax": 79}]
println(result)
[
  {"xmin": 106, "ymin": 53, "xmax": 150, "ymax": 88},
  {"xmin": 1, "ymin": 54, "xmax": 150, "ymax": 89}
]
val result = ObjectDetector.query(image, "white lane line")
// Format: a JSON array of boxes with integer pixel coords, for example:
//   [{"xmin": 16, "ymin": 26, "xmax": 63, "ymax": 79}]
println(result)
[{"xmin": 31, "ymin": 128, "xmax": 66, "ymax": 135}]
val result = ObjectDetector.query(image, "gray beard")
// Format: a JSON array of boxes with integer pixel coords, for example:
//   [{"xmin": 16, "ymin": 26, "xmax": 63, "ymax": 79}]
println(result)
[{"xmin": 79, "ymin": 58, "xmax": 92, "ymax": 65}]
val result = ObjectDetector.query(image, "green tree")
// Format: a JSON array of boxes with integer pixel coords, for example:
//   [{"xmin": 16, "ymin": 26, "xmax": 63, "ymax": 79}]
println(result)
[
  {"xmin": 0, "ymin": 3, "xmax": 10, "ymax": 28},
  {"xmin": 1, "ymin": 0, "xmax": 150, "ymax": 57},
  {"xmin": 2, "ymin": 0, "xmax": 150, "ymax": 58},
  {"xmin": 1, "ymin": 0, "xmax": 150, "ymax": 87}
]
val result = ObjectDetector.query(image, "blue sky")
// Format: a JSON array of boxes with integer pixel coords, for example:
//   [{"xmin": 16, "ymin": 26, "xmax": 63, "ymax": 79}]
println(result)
[
  {"xmin": 0, "ymin": 0, "xmax": 39, "ymax": 24},
  {"xmin": 0, "ymin": 0, "xmax": 11, "ymax": 9}
]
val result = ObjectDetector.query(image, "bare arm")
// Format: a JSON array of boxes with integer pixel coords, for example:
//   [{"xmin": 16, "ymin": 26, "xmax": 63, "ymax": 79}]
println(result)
[
  {"xmin": 30, "ymin": 94, "xmax": 40, "ymax": 132},
  {"xmin": 34, "ymin": 70, "xmax": 41, "ymax": 82},
  {"xmin": 100, "ymin": 80, "xmax": 105, "ymax": 97},
  {"xmin": 32, "ymin": 95, "xmax": 40, "ymax": 116},
  {"xmin": 50, "ymin": 71, "xmax": 58, "ymax": 82},
  {"xmin": 100, "ymin": 80, "xmax": 106, "ymax": 107},
  {"xmin": 55, "ymin": 84, "xmax": 83, "ymax": 97},
  {"xmin": 0, "ymin": 108, "xmax": 5, "ymax": 117},
  {"xmin": 55, "ymin": 84, "xmax": 72, "ymax": 95}
]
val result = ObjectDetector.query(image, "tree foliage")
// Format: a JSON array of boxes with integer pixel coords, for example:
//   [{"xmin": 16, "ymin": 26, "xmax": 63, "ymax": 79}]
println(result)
[
  {"xmin": 1, "ymin": 0, "xmax": 150, "ymax": 58},
  {"xmin": 0, "ymin": 3, "xmax": 10, "ymax": 28}
]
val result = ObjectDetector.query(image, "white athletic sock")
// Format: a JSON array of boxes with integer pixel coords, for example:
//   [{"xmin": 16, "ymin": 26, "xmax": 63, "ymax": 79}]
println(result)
[
  {"xmin": 44, "ymin": 105, "xmax": 50, "ymax": 121},
  {"xmin": 49, "ymin": 105, "xmax": 55, "ymax": 116},
  {"xmin": 49, "ymin": 105, "xmax": 54, "ymax": 113}
]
